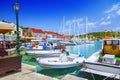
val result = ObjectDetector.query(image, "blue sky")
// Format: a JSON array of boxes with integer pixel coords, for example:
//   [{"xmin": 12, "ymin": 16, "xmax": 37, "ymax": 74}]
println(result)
[{"xmin": 0, "ymin": 0, "xmax": 120, "ymax": 35}]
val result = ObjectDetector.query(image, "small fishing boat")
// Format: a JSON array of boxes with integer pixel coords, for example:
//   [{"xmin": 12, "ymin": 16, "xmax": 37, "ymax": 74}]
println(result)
[
  {"xmin": 36, "ymin": 54, "xmax": 85, "ymax": 69},
  {"xmin": 81, "ymin": 39, "xmax": 120, "ymax": 79}
]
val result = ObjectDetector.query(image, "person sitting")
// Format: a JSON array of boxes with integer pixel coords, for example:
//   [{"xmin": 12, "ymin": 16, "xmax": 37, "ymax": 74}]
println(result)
[
  {"xmin": 61, "ymin": 46, "xmax": 70, "ymax": 56},
  {"xmin": 61, "ymin": 46, "xmax": 66, "ymax": 52}
]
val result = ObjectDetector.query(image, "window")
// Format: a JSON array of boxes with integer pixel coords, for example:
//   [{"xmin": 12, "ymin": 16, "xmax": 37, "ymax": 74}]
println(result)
[
  {"xmin": 106, "ymin": 40, "xmax": 112, "ymax": 45},
  {"xmin": 39, "ymin": 34, "xmax": 42, "ymax": 38},
  {"xmin": 113, "ymin": 40, "xmax": 119, "ymax": 45}
]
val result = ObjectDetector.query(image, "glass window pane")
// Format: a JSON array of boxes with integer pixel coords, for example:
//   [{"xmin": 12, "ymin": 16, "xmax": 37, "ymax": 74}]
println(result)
[
  {"xmin": 106, "ymin": 40, "xmax": 112, "ymax": 45},
  {"xmin": 113, "ymin": 40, "xmax": 119, "ymax": 45}
]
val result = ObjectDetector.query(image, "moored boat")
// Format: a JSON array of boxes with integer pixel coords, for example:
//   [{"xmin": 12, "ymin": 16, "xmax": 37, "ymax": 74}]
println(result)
[
  {"xmin": 81, "ymin": 39, "xmax": 120, "ymax": 79},
  {"xmin": 26, "ymin": 49, "xmax": 62, "ymax": 58},
  {"xmin": 36, "ymin": 54, "xmax": 85, "ymax": 69}
]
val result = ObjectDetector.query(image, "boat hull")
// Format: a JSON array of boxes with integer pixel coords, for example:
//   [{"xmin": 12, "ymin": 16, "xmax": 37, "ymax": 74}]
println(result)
[
  {"xmin": 36, "ymin": 57, "xmax": 85, "ymax": 69},
  {"xmin": 26, "ymin": 50, "xmax": 61, "ymax": 58},
  {"xmin": 85, "ymin": 62, "xmax": 120, "ymax": 74}
]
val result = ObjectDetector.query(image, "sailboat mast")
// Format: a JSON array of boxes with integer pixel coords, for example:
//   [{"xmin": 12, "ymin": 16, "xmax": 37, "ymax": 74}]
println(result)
[
  {"xmin": 76, "ymin": 19, "xmax": 80, "ymax": 40},
  {"xmin": 62, "ymin": 16, "xmax": 65, "ymax": 34},
  {"xmin": 68, "ymin": 23, "xmax": 70, "ymax": 36},
  {"xmin": 74, "ymin": 17, "xmax": 76, "ymax": 39},
  {"xmin": 86, "ymin": 16, "xmax": 88, "ymax": 40}
]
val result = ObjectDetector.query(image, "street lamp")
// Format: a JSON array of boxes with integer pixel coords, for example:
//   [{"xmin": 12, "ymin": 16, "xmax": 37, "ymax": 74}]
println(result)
[{"xmin": 14, "ymin": 2, "xmax": 20, "ymax": 55}]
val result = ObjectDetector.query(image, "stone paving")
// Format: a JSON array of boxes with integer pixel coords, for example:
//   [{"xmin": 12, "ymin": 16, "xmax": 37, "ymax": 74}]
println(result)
[
  {"xmin": 62, "ymin": 74, "xmax": 88, "ymax": 80},
  {"xmin": 0, "ymin": 64, "xmax": 57, "ymax": 80},
  {"xmin": 0, "ymin": 63, "xmax": 87, "ymax": 80}
]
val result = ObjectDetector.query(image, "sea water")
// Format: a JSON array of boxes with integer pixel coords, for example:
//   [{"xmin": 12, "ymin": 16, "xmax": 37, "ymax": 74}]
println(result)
[{"xmin": 67, "ymin": 41, "xmax": 102, "ymax": 58}]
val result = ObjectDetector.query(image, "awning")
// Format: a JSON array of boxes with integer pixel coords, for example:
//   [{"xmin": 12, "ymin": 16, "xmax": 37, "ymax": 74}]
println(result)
[
  {"xmin": 0, "ymin": 21, "xmax": 15, "ymax": 48},
  {"xmin": 0, "ymin": 22, "xmax": 15, "ymax": 34}
]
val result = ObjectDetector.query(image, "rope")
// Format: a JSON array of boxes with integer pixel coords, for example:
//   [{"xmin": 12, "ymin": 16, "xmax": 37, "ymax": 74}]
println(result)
[{"xmin": 91, "ymin": 73, "xmax": 96, "ymax": 80}]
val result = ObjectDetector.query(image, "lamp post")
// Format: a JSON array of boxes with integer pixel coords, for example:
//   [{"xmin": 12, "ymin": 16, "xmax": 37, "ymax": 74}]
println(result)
[{"xmin": 14, "ymin": 2, "xmax": 20, "ymax": 55}]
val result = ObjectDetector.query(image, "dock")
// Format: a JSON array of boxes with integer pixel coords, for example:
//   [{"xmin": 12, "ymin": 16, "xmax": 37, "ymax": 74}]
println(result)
[
  {"xmin": 0, "ymin": 63, "xmax": 88, "ymax": 80},
  {"xmin": 81, "ymin": 68, "xmax": 120, "ymax": 79},
  {"xmin": 0, "ymin": 63, "xmax": 58, "ymax": 80},
  {"xmin": 62, "ymin": 74, "xmax": 88, "ymax": 80}
]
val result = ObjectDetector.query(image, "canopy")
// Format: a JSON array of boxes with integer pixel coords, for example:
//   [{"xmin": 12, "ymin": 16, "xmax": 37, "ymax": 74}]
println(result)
[
  {"xmin": 0, "ymin": 22, "xmax": 15, "ymax": 48},
  {"xmin": 0, "ymin": 22, "xmax": 15, "ymax": 34}
]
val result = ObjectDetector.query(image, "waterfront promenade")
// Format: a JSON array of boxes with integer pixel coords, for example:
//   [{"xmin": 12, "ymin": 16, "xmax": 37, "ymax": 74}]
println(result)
[
  {"xmin": 0, "ymin": 63, "xmax": 57, "ymax": 80},
  {"xmin": 0, "ymin": 63, "xmax": 87, "ymax": 80}
]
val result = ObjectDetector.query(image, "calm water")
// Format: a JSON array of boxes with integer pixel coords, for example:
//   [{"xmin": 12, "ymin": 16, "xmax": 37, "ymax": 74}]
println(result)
[{"xmin": 67, "ymin": 41, "xmax": 102, "ymax": 58}]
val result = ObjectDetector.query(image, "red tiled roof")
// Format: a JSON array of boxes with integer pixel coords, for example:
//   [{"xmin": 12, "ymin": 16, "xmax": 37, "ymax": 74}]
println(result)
[
  {"xmin": 45, "ymin": 31, "xmax": 58, "ymax": 35},
  {"xmin": 57, "ymin": 34, "xmax": 64, "ymax": 38},
  {"xmin": 30, "ymin": 28, "xmax": 45, "ymax": 33},
  {"xmin": 105, "ymin": 36, "xmax": 113, "ymax": 39},
  {"xmin": 29, "ymin": 28, "xmax": 63, "ymax": 37}
]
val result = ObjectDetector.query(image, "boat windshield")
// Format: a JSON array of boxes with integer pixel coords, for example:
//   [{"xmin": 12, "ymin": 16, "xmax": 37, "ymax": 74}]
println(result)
[{"xmin": 104, "ymin": 40, "xmax": 119, "ymax": 45}]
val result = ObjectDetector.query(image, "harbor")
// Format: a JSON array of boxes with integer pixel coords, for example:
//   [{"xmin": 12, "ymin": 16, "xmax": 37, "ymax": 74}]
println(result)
[{"xmin": 1, "ymin": 0, "xmax": 120, "ymax": 80}]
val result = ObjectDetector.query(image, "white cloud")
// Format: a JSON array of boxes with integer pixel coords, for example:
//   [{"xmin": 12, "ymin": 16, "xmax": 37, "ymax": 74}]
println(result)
[
  {"xmin": 87, "ymin": 22, "xmax": 96, "ymax": 26},
  {"xmin": 116, "ymin": 9, "xmax": 120, "ymax": 15},
  {"xmin": 105, "ymin": 3, "xmax": 120, "ymax": 13},
  {"xmin": 100, "ymin": 16, "xmax": 111, "ymax": 22},
  {"xmin": 100, "ymin": 21, "xmax": 111, "ymax": 25}
]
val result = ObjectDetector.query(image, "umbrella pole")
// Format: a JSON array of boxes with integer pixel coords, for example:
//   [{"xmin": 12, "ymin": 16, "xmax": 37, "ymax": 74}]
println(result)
[{"xmin": 3, "ymin": 34, "xmax": 6, "ymax": 49}]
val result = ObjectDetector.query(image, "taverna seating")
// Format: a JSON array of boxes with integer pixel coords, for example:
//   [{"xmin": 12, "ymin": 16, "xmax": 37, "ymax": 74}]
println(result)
[{"xmin": 0, "ymin": 49, "xmax": 22, "ymax": 74}]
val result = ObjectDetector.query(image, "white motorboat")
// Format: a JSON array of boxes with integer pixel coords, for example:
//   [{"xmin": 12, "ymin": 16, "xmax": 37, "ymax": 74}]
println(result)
[
  {"xmin": 36, "ymin": 54, "xmax": 85, "ymax": 69},
  {"xmin": 26, "ymin": 39, "xmax": 62, "ymax": 57},
  {"xmin": 26, "ymin": 49, "xmax": 62, "ymax": 58},
  {"xmin": 81, "ymin": 39, "xmax": 120, "ymax": 79},
  {"xmin": 59, "ymin": 41, "xmax": 76, "ymax": 46},
  {"xmin": 85, "ymin": 40, "xmax": 94, "ymax": 44}
]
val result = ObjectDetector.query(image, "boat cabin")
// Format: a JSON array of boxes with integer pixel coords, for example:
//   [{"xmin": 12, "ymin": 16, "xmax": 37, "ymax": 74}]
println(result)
[
  {"xmin": 99, "ymin": 39, "xmax": 120, "ymax": 65},
  {"xmin": 102, "ymin": 39, "xmax": 120, "ymax": 55}
]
